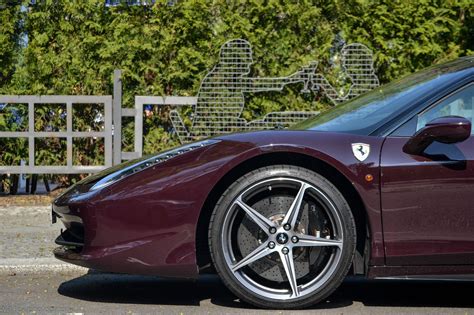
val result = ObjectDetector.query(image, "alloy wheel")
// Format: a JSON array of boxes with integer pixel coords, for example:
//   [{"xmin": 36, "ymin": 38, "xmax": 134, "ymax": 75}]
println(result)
[{"xmin": 221, "ymin": 177, "xmax": 344, "ymax": 300}]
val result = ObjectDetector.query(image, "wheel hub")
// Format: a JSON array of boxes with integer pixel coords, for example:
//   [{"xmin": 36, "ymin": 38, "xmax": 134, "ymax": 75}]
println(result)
[{"xmin": 276, "ymin": 233, "xmax": 289, "ymax": 245}]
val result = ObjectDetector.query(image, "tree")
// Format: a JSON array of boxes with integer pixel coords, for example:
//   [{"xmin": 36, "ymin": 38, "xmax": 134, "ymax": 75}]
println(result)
[
  {"xmin": 0, "ymin": 2, "xmax": 23, "ymax": 89},
  {"xmin": 339, "ymin": 0, "xmax": 472, "ymax": 83},
  {"xmin": 0, "ymin": 0, "xmax": 472, "ymax": 188}
]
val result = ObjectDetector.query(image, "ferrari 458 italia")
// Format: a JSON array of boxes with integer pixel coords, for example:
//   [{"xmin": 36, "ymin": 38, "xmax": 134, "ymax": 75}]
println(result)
[{"xmin": 53, "ymin": 56, "xmax": 474, "ymax": 309}]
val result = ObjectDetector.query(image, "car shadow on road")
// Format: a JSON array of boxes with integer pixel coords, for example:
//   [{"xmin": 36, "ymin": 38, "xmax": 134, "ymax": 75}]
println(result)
[{"xmin": 58, "ymin": 271, "xmax": 474, "ymax": 309}]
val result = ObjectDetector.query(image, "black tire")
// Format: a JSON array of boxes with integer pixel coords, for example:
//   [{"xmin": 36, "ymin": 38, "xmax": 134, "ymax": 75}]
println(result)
[{"xmin": 209, "ymin": 165, "xmax": 356, "ymax": 309}]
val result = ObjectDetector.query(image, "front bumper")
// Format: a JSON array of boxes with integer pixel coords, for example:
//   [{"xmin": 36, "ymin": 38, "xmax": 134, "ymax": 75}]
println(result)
[
  {"xmin": 53, "ymin": 246, "xmax": 88, "ymax": 266},
  {"xmin": 50, "ymin": 172, "xmax": 201, "ymax": 277}
]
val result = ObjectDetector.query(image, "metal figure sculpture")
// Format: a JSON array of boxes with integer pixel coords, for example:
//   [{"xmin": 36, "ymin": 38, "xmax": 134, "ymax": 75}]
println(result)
[
  {"xmin": 311, "ymin": 43, "xmax": 379, "ymax": 105},
  {"xmin": 170, "ymin": 39, "xmax": 379, "ymax": 143},
  {"xmin": 170, "ymin": 39, "xmax": 318, "ymax": 143}
]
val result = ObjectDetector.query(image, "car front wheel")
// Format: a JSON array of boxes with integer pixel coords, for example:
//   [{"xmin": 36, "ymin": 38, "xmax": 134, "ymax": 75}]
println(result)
[{"xmin": 209, "ymin": 165, "xmax": 356, "ymax": 309}]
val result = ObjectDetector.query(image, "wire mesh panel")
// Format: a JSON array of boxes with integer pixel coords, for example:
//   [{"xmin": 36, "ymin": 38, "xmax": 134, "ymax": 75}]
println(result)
[
  {"xmin": 311, "ymin": 43, "xmax": 379, "ymax": 105},
  {"xmin": 169, "ymin": 39, "xmax": 379, "ymax": 143}
]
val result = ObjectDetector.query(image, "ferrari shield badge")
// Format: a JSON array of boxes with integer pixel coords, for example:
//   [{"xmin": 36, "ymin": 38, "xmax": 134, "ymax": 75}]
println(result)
[{"xmin": 351, "ymin": 143, "xmax": 370, "ymax": 162}]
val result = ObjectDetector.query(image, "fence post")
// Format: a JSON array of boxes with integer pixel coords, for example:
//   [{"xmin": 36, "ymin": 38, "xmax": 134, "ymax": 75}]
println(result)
[{"xmin": 113, "ymin": 69, "xmax": 122, "ymax": 165}]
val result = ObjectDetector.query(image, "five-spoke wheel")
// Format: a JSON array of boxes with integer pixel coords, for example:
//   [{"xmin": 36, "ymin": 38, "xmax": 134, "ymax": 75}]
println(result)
[{"xmin": 210, "ymin": 166, "xmax": 356, "ymax": 309}]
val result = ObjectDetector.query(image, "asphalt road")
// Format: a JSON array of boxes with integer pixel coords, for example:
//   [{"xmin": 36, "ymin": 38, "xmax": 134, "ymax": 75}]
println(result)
[{"xmin": 1, "ymin": 270, "xmax": 474, "ymax": 315}]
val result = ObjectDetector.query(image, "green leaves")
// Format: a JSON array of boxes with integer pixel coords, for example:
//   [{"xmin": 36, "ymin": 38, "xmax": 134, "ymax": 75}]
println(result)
[
  {"xmin": 0, "ymin": 2, "xmax": 23, "ymax": 88},
  {"xmin": 0, "ymin": 0, "xmax": 472, "ymax": 177},
  {"xmin": 340, "ymin": 0, "xmax": 471, "ymax": 83}
]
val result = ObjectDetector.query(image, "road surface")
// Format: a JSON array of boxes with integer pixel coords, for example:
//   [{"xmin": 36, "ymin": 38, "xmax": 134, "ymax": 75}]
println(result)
[{"xmin": 1, "ymin": 270, "xmax": 473, "ymax": 314}]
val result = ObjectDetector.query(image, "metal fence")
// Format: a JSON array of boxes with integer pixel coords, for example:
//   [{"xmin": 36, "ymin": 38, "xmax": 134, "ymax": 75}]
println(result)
[
  {"xmin": 0, "ymin": 78, "xmax": 201, "ymax": 175},
  {"xmin": 1, "ymin": 71, "xmax": 137, "ymax": 175},
  {"xmin": 0, "ymin": 95, "xmax": 113, "ymax": 174},
  {"xmin": 134, "ymin": 95, "xmax": 198, "ymax": 156}
]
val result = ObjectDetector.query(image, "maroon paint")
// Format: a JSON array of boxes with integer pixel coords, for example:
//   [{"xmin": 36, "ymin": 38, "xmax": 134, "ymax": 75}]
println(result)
[
  {"xmin": 403, "ymin": 116, "xmax": 471, "ymax": 155},
  {"xmin": 381, "ymin": 136, "xmax": 474, "ymax": 265},
  {"xmin": 54, "ymin": 130, "xmax": 385, "ymax": 277}
]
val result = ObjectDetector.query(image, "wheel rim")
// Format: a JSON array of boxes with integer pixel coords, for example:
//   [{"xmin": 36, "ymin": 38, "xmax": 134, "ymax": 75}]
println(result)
[{"xmin": 221, "ymin": 177, "xmax": 344, "ymax": 301}]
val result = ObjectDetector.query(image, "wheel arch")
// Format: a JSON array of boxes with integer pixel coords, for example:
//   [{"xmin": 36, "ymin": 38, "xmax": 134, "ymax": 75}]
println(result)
[{"xmin": 196, "ymin": 151, "xmax": 370, "ymax": 275}]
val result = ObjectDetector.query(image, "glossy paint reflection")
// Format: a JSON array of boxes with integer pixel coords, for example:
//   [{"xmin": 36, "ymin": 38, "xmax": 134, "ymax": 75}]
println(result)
[{"xmin": 381, "ymin": 137, "xmax": 474, "ymax": 265}]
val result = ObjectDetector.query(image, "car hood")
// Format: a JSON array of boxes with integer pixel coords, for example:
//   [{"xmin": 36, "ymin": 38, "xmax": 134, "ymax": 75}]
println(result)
[{"xmin": 215, "ymin": 129, "xmax": 379, "ymax": 153}]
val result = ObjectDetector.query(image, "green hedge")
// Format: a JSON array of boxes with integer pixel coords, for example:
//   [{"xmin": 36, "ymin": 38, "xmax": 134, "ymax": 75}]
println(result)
[{"xmin": 0, "ymin": 0, "xmax": 472, "ymax": 178}]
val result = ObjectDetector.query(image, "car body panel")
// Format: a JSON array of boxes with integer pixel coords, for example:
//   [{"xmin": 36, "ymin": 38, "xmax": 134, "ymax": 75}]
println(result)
[
  {"xmin": 54, "ymin": 131, "xmax": 385, "ymax": 277},
  {"xmin": 381, "ymin": 136, "xmax": 474, "ymax": 265}
]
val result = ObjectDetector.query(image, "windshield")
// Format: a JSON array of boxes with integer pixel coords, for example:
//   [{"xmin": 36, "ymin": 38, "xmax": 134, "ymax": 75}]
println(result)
[{"xmin": 295, "ymin": 58, "xmax": 472, "ymax": 135}]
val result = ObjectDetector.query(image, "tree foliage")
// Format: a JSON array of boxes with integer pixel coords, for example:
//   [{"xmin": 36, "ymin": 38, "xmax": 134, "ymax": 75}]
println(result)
[
  {"xmin": 0, "ymin": 0, "xmax": 472, "ymax": 188},
  {"xmin": 0, "ymin": 1, "xmax": 23, "ymax": 87},
  {"xmin": 339, "ymin": 0, "xmax": 473, "ymax": 82}
]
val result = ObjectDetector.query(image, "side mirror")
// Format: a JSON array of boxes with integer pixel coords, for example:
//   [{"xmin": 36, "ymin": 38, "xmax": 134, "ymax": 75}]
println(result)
[{"xmin": 403, "ymin": 116, "xmax": 471, "ymax": 155}]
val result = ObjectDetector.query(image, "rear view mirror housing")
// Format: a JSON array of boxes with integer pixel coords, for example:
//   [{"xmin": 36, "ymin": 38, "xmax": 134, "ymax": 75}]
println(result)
[{"xmin": 403, "ymin": 116, "xmax": 471, "ymax": 155}]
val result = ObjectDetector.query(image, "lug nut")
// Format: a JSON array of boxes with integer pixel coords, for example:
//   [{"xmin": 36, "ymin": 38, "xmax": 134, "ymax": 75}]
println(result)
[
  {"xmin": 283, "ymin": 223, "xmax": 291, "ymax": 231},
  {"xmin": 291, "ymin": 236, "xmax": 299, "ymax": 243},
  {"xmin": 269, "ymin": 227, "xmax": 277, "ymax": 234},
  {"xmin": 268, "ymin": 241, "xmax": 276, "ymax": 249},
  {"xmin": 282, "ymin": 247, "xmax": 289, "ymax": 255}
]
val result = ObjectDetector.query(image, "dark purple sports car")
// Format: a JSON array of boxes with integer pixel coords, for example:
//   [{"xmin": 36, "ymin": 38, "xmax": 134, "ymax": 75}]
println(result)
[{"xmin": 53, "ymin": 57, "xmax": 474, "ymax": 309}]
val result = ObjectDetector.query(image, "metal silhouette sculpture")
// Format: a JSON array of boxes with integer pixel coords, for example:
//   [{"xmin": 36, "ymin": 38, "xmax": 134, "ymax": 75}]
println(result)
[
  {"xmin": 311, "ymin": 43, "xmax": 379, "ymax": 105},
  {"xmin": 170, "ymin": 39, "xmax": 379, "ymax": 143}
]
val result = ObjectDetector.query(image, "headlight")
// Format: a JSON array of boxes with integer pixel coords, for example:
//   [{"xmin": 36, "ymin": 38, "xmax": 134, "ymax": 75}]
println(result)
[{"xmin": 90, "ymin": 139, "xmax": 221, "ymax": 191}]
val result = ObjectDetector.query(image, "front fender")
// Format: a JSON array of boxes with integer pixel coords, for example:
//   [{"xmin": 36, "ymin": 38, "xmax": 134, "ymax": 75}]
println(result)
[{"xmin": 213, "ymin": 131, "xmax": 385, "ymax": 265}]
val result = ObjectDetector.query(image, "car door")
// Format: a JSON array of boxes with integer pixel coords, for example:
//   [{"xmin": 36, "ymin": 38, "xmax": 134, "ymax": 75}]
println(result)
[{"xmin": 381, "ymin": 83, "xmax": 474, "ymax": 265}]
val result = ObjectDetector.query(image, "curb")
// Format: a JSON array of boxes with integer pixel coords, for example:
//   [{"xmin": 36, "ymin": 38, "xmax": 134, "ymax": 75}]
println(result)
[{"xmin": 0, "ymin": 257, "xmax": 88, "ymax": 275}]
